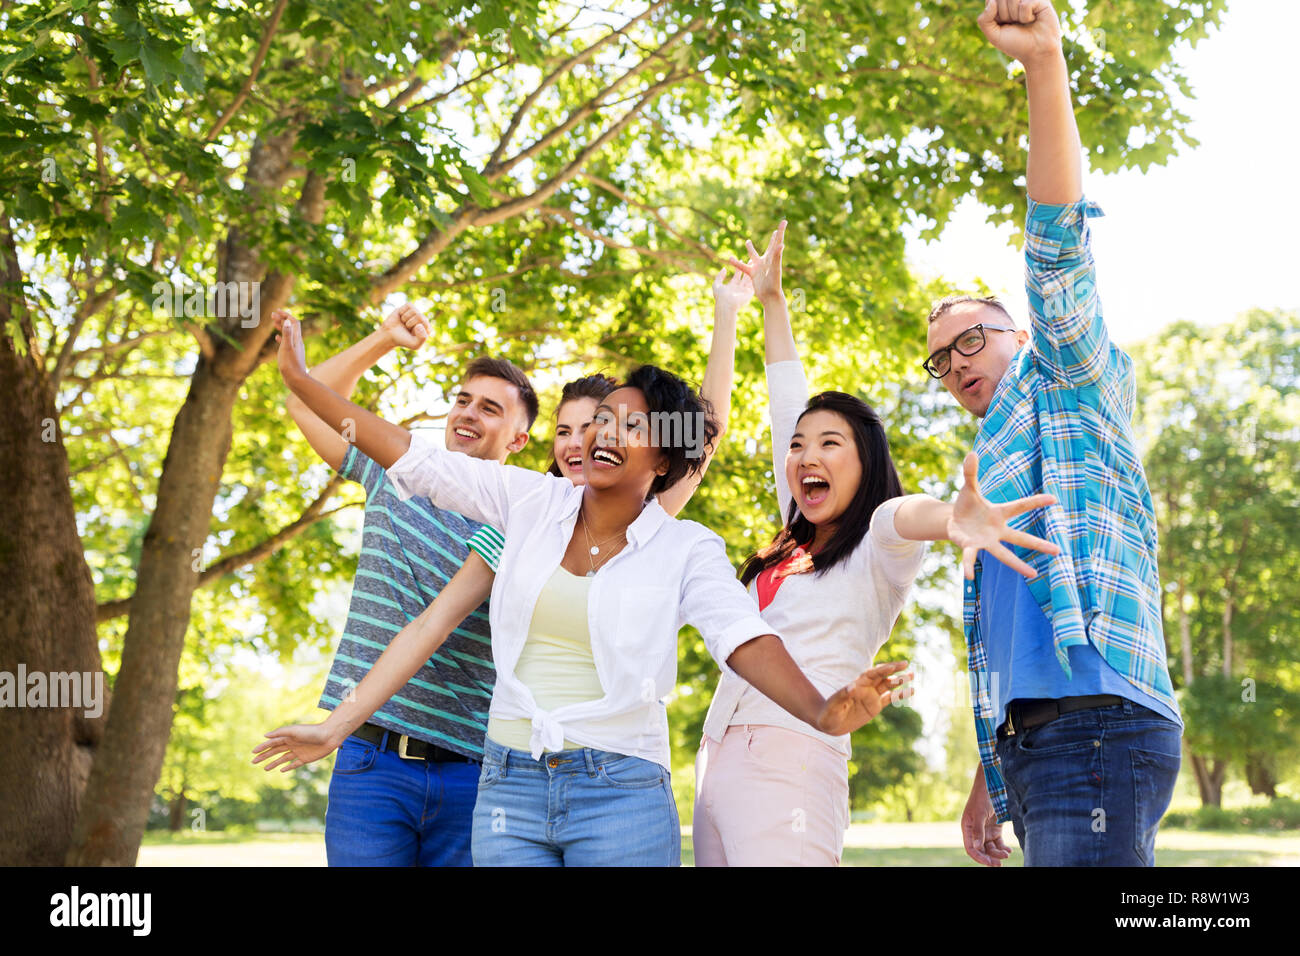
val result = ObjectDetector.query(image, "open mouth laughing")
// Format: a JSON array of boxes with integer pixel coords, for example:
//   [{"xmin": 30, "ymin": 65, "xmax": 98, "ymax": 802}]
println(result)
[
  {"xmin": 800, "ymin": 472, "xmax": 830, "ymax": 507},
  {"xmin": 590, "ymin": 445, "xmax": 625, "ymax": 470}
]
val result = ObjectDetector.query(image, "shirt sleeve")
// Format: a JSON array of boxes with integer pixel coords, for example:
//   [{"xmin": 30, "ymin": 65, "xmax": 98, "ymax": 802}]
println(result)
[
  {"xmin": 678, "ymin": 531, "xmax": 778, "ymax": 678},
  {"xmin": 1024, "ymin": 197, "xmax": 1114, "ymax": 389},
  {"xmin": 866, "ymin": 494, "xmax": 929, "ymax": 591},
  {"xmin": 336, "ymin": 445, "xmax": 386, "ymax": 502},
  {"xmin": 466, "ymin": 525, "xmax": 505, "ymax": 573},
  {"xmin": 766, "ymin": 360, "xmax": 809, "ymax": 520},
  {"xmin": 386, "ymin": 434, "xmax": 548, "ymax": 531}
]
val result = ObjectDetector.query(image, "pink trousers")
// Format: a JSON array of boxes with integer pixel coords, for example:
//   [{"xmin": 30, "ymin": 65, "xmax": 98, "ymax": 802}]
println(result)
[{"xmin": 693, "ymin": 724, "xmax": 850, "ymax": 867}]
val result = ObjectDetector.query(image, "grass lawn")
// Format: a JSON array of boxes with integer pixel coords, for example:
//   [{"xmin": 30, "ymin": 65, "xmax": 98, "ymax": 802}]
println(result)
[{"xmin": 136, "ymin": 823, "xmax": 1300, "ymax": 867}]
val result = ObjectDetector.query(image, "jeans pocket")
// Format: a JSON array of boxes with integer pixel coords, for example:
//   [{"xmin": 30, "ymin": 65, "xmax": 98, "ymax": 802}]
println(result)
[
  {"xmin": 333, "ymin": 736, "xmax": 378, "ymax": 776},
  {"xmin": 1131, "ymin": 744, "xmax": 1181, "ymax": 866},
  {"xmin": 1015, "ymin": 717, "xmax": 1103, "ymax": 757},
  {"xmin": 597, "ymin": 754, "xmax": 665, "ymax": 790}
]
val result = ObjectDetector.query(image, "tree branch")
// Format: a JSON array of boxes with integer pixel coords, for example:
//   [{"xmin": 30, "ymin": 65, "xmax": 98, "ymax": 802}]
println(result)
[{"xmin": 205, "ymin": 0, "xmax": 290, "ymax": 143}]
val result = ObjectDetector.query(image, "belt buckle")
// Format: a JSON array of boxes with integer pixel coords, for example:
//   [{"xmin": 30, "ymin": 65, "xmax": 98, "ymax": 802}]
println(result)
[{"xmin": 396, "ymin": 735, "xmax": 421, "ymax": 761}]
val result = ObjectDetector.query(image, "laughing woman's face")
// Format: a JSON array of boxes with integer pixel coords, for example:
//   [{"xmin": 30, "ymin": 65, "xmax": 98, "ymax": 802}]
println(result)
[
  {"xmin": 785, "ymin": 408, "xmax": 863, "ymax": 529},
  {"xmin": 552, "ymin": 397, "xmax": 600, "ymax": 484},
  {"xmin": 583, "ymin": 387, "xmax": 668, "ymax": 497}
]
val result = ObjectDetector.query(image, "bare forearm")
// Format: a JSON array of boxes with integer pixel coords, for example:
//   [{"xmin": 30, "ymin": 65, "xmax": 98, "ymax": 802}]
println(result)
[
  {"xmin": 285, "ymin": 369, "xmax": 412, "ymax": 468},
  {"xmin": 700, "ymin": 304, "xmax": 739, "ymax": 437},
  {"xmin": 313, "ymin": 329, "xmax": 396, "ymax": 398},
  {"xmin": 321, "ymin": 558, "xmax": 493, "ymax": 743},
  {"xmin": 892, "ymin": 494, "xmax": 954, "ymax": 542},
  {"xmin": 321, "ymin": 607, "xmax": 452, "ymax": 743},
  {"xmin": 760, "ymin": 292, "xmax": 798, "ymax": 365},
  {"xmin": 726, "ymin": 634, "xmax": 825, "ymax": 728},
  {"xmin": 1024, "ymin": 51, "xmax": 1082, "ymax": 204}
]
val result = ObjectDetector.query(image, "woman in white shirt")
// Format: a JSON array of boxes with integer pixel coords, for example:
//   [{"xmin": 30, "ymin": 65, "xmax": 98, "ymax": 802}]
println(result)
[
  {"xmin": 265, "ymin": 312, "xmax": 916, "ymax": 866},
  {"xmin": 697, "ymin": 223, "xmax": 1060, "ymax": 865}
]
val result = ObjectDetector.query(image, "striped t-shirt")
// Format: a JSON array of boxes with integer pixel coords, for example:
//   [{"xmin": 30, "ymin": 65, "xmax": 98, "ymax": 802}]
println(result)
[{"xmin": 318, "ymin": 445, "xmax": 494, "ymax": 759}]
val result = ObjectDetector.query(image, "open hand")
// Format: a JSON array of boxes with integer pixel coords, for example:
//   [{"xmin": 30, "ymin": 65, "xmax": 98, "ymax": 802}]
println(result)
[
  {"xmin": 727, "ymin": 220, "xmax": 786, "ymax": 303},
  {"xmin": 382, "ymin": 303, "xmax": 431, "ymax": 350},
  {"xmin": 816, "ymin": 660, "xmax": 914, "ymax": 736},
  {"xmin": 961, "ymin": 766, "xmax": 1013, "ymax": 866},
  {"xmin": 977, "ymin": 0, "xmax": 1063, "ymax": 65},
  {"xmin": 711, "ymin": 265, "xmax": 754, "ymax": 314},
  {"xmin": 273, "ymin": 310, "xmax": 308, "ymax": 385},
  {"xmin": 949, "ymin": 452, "xmax": 1060, "ymax": 580},
  {"xmin": 252, "ymin": 723, "xmax": 342, "ymax": 772}
]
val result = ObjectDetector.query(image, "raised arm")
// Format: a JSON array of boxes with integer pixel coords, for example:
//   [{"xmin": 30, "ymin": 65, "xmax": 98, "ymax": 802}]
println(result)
[
  {"xmin": 278, "ymin": 305, "xmax": 430, "ymax": 470},
  {"xmin": 977, "ymin": 0, "xmax": 1080, "ymax": 205},
  {"xmin": 657, "ymin": 267, "xmax": 750, "ymax": 517},
  {"xmin": 728, "ymin": 221, "xmax": 806, "ymax": 516},
  {"xmin": 252, "ymin": 554, "xmax": 496, "ymax": 771}
]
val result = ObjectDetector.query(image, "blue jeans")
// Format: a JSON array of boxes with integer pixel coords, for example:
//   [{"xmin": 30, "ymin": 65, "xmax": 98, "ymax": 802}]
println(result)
[
  {"xmin": 324, "ymin": 732, "xmax": 480, "ymax": 867},
  {"xmin": 995, "ymin": 699, "xmax": 1182, "ymax": 866},
  {"xmin": 470, "ymin": 736, "xmax": 681, "ymax": 866}
]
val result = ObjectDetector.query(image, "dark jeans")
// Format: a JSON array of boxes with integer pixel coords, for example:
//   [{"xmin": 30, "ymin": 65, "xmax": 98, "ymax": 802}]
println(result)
[
  {"xmin": 324, "ymin": 732, "xmax": 479, "ymax": 867},
  {"xmin": 995, "ymin": 699, "xmax": 1181, "ymax": 866}
]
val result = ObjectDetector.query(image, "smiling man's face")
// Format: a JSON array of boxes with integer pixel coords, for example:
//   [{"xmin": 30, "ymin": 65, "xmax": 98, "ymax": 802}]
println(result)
[
  {"xmin": 927, "ymin": 301, "xmax": 1029, "ymax": 418},
  {"xmin": 444, "ymin": 374, "xmax": 529, "ymax": 462}
]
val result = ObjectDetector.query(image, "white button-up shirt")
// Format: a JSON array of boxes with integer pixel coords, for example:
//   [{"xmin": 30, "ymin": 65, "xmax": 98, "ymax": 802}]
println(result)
[{"xmin": 387, "ymin": 436, "xmax": 778, "ymax": 769}]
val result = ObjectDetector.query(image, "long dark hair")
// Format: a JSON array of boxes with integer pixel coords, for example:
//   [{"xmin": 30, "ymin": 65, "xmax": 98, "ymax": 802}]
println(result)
[
  {"xmin": 739, "ymin": 390, "xmax": 903, "ymax": 586},
  {"xmin": 546, "ymin": 373, "xmax": 619, "ymax": 477}
]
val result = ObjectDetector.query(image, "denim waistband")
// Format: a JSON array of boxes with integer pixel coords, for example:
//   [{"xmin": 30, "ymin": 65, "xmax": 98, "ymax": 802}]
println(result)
[{"xmin": 481, "ymin": 735, "xmax": 651, "ymax": 776}]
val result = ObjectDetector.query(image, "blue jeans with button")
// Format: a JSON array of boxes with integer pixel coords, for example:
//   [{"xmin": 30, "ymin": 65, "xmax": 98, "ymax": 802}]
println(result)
[
  {"xmin": 994, "ymin": 699, "xmax": 1182, "ymax": 866},
  {"xmin": 471, "ymin": 736, "xmax": 681, "ymax": 866},
  {"xmin": 324, "ymin": 732, "xmax": 480, "ymax": 867}
]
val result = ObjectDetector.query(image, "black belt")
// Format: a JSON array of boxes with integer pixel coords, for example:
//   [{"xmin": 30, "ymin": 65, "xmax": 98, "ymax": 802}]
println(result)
[
  {"xmin": 1001, "ymin": 695, "xmax": 1125, "ymax": 737},
  {"xmin": 352, "ymin": 723, "xmax": 479, "ymax": 763}
]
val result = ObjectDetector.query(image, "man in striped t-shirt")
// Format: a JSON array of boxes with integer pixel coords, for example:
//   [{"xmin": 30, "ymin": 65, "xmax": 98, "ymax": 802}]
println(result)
[{"xmin": 278, "ymin": 304, "xmax": 538, "ymax": 866}]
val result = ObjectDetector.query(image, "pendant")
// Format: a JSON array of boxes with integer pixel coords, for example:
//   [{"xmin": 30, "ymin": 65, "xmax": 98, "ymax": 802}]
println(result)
[
  {"xmin": 586, "ymin": 569, "xmax": 596, "ymax": 577},
  {"xmin": 590, "ymin": 546, "xmax": 600, "ymax": 556}
]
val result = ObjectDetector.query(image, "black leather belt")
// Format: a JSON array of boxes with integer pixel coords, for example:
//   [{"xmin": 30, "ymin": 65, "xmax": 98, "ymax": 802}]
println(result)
[
  {"xmin": 353, "ymin": 723, "xmax": 478, "ymax": 763},
  {"xmin": 1001, "ymin": 695, "xmax": 1125, "ymax": 737}
]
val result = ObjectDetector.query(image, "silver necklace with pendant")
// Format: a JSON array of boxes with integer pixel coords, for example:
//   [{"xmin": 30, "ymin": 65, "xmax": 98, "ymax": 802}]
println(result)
[{"xmin": 580, "ymin": 507, "xmax": 626, "ymax": 577}]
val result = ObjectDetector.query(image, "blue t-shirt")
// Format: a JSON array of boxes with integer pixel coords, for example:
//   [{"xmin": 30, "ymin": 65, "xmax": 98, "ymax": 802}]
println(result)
[
  {"xmin": 317, "ymin": 446, "xmax": 494, "ymax": 758},
  {"xmin": 979, "ymin": 550, "xmax": 1181, "ymax": 727}
]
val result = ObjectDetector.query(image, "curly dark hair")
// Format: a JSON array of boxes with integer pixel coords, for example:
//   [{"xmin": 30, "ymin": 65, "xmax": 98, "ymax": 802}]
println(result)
[
  {"xmin": 739, "ymin": 390, "xmax": 904, "ymax": 585},
  {"xmin": 619, "ymin": 365, "xmax": 721, "ymax": 501},
  {"xmin": 546, "ymin": 373, "xmax": 619, "ymax": 478}
]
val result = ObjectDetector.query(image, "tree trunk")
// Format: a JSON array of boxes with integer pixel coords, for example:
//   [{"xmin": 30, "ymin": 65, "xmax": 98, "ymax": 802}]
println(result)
[
  {"xmin": 0, "ymin": 224, "xmax": 108, "ymax": 865},
  {"xmin": 167, "ymin": 791, "xmax": 188, "ymax": 832},
  {"xmin": 1244, "ymin": 754, "xmax": 1277, "ymax": 798},
  {"xmin": 1190, "ymin": 752, "xmax": 1226, "ymax": 807},
  {"xmin": 65, "ymin": 132, "xmax": 319, "ymax": 866}
]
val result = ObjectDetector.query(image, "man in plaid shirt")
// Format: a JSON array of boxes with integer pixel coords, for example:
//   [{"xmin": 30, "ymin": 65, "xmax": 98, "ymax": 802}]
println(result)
[{"xmin": 922, "ymin": 0, "xmax": 1183, "ymax": 866}]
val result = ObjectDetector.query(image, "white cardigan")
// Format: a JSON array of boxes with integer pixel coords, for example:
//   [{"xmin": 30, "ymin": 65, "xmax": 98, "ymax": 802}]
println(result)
[
  {"xmin": 701, "ymin": 361, "xmax": 928, "ymax": 756},
  {"xmin": 388, "ymin": 436, "xmax": 778, "ymax": 769}
]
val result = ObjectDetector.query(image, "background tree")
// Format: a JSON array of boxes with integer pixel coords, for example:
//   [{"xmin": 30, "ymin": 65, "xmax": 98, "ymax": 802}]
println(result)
[
  {"xmin": 0, "ymin": 0, "xmax": 1223, "ymax": 863},
  {"xmin": 1132, "ymin": 309, "xmax": 1300, "ymax": 806}
]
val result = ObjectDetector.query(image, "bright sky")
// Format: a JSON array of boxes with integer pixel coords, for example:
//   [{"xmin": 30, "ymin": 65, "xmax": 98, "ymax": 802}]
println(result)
[{"xmin": 905, "ymin": 1, "xmax": 1300, "ymax": 345}]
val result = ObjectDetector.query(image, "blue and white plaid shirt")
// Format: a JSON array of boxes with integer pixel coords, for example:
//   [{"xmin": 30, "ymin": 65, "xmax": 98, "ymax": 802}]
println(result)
[{"xmin": 965, "ymin": 197, "xmax": 1181, "ymax": 823}]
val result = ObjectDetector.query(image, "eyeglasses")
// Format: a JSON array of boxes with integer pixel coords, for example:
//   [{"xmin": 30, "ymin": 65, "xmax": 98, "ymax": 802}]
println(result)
[{"xmin": 922, "ymin": 324, "xmax": 1017, "ymax": 379}]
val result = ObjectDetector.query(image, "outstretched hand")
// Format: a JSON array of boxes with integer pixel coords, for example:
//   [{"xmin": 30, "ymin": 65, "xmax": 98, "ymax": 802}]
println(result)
[
  {"xmin": 711, "ymin": 265, "xmax": 754, "ymax": 314},
  {"xmin": 727, "ymin": 220, "xmax": 786, "ymax": 303},
  {"xmin": 977, "ymin": 0, "xmax": 1063, "ymax": 65},
  {"xmin": 252, "ymin": 723, "xmax": 342, "ymax": 773},
  {"xmin": 949, "ymin": 451, "xmax": 1060, "ymax": 580},
  {"xmin": 816, "ymin": 661, "xmax": 914, "ymax": 736}
]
